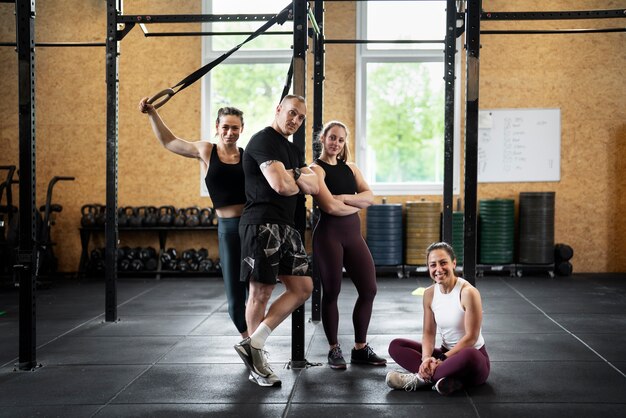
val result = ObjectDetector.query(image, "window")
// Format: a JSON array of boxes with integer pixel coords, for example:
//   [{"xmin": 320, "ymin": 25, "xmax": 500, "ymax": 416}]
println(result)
[
  {"xmin": 356, "ymin": 1, "xmax": 461, "ymax": 195},
  {"xmin": 201, "ymin": 0, "xmax": 293, "ymax": 147},
  {"xmin": 200, "ymin": 0, "xmax": 293, "ymax": 195}
]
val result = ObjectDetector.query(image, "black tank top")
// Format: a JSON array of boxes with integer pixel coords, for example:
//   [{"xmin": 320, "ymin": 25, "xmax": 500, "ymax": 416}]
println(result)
[
  {"xmin": 315, "ymin": 159, "xmax": 357, "ymax": 195},
  {"xmin": 205, "ymin": 146, "xmax": 246, "ymax": 209}
]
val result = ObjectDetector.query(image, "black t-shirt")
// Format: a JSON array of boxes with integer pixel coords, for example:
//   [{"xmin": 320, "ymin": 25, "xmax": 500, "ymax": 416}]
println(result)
[{"xmin": 240, "ymin": 127, "xmax": 304, "ymax": 226}]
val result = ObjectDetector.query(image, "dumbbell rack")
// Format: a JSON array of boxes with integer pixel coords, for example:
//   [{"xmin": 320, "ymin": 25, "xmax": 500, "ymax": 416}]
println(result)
[{"xmin": 78, "ymin": 225, "xmax": 218, "ymax": 279}]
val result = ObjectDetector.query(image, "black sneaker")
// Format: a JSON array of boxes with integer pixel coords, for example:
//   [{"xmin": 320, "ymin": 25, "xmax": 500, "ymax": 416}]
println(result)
[
  {"xmin": 328, "ymin": 345, "xmax": 347, "ymax": 370},
  {"xmin": 350, "ymin": 344, "xmax": 387, "ymax": 366},
  {"xmin": 433, "ymin": 377, "xmax": 463, "ymax": 395}
]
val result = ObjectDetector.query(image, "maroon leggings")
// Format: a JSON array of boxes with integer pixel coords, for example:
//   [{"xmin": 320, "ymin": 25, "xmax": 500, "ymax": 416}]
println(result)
[
  {"xmin": 388, "ymin": 338, "xmax": 490, "ymax": 386},
  {"xmin": 313, "ymin": 213, "xmax": 377, "ymax": 345}
]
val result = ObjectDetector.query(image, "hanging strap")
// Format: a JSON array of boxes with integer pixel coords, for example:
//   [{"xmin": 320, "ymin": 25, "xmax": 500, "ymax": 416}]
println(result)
[
  {"xmin": 147, "ymin": 4, "xmax": 292, "ymax": 109},
  {"xmin": 280, "ymin": 59, "xmax": 294, "ymax": 101}
]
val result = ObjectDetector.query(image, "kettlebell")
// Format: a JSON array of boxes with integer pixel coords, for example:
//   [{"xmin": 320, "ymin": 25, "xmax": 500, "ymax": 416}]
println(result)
[
  {"xmin": 200, "ymin": 208, "xmax": 214, "ymax": 226},
  {"xmin": 185, "ymin": 207, "xmax": 201, "ymax": 227},
  {"xmin": 80, "ymin": 204, "xmax": 97, "ymax": 227},
  {"xmin": 173, "ymin": 208, "xmax": 186, "ymax": 227},
  {"xmin": 128, "ymin": 206, "xmax": 144, "ymax": 227},
  {"xmin": 95, "ymin": 204, "xmax": 106, "ymax": 226},
  {"xmin": 118, "ymin": 206, "xmax": 129, "ymax": 227},
  {"xmin": 158, "ymin": 205, "xmax": 175, "ymax": 226},
  {"xmin": 143, "ymin": 206, "xmax": 158, "ymax": 227}
]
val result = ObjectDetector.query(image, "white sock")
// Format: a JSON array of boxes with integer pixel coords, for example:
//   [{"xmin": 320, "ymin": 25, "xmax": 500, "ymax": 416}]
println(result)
[{"xmin": 249, "ymin": 322, "xmax": 272, "ymax": 349}]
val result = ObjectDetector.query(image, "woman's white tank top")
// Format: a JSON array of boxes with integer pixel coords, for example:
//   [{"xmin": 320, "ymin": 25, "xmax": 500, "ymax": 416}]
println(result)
[{"xmin": 432, "ymin": 277, "xmax": 485, "ymax": 350}]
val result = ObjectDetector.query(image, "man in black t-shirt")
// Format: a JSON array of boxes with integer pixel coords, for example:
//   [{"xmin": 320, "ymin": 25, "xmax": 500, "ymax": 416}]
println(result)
[{"xmin": 234, "ymin": 95, "xmax": 319, "ymax": 387}]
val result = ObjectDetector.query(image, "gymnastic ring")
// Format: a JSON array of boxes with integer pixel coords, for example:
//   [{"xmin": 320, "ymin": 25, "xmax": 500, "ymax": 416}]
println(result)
[{"xmin": 147, "ymin": 88, "xmax": 175, "ymax": 109}]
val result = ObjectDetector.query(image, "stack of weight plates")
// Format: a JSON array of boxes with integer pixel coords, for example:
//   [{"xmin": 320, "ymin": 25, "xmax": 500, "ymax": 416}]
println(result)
[
  {"xmin": 518, "ymin": 192, "xmax": 555, "ymax": 264},
  {"xmin": 479, "ymin": 199, "xmax": 515, "ymax": 264},
  {"xmin": 405, "ymin": 201, "xmax": 441, "ymax": 265},
  {"xmin": 452, "ymin": 211, "xmax": 464, "ymax": 265},
  {"xmin": 366, "ymin": 204, "xmax": 403, "ymax": 266}
]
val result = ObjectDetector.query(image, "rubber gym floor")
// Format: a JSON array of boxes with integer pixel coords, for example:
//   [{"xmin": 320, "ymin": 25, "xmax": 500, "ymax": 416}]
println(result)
[{"xmin": 0, "ymin": 273, "xmax": 625, "ymax": 417}]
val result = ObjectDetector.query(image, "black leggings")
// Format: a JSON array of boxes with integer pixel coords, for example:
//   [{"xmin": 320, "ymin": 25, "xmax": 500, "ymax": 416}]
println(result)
[{"xmin": 313, "ymin": 213, "xmax": 377, "ymax": 345}]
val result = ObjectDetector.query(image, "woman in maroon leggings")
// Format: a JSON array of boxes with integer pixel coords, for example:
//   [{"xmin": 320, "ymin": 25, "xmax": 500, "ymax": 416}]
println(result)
[
  {"xmin": 310, "ymin": 121, "xmax": 386, "ymax": 370},
  {"xmin": 386, "ymin": 242, "xmax": 489, "ymax": 395}
]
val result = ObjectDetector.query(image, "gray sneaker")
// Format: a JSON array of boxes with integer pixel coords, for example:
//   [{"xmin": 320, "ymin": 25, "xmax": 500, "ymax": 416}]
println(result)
[
  {"xmin": 234, "ymin": 338, "xmax": 255, "ymax": 372},
  {"xmin": 234, "ymin": 338, "xmax": 274, "ymax": 378},
  {"xmin": 248, "ymin": 372, "xmax": 282, "ymax": 387},
  {"xmin": 386, "ymin": 370, "xmax": 428, "ymax": 391}
]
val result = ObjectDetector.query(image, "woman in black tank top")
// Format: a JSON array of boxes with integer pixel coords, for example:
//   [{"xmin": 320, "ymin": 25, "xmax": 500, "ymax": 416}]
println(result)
[
  {"xmin": 139, "ymin": 99, "xmax": 249, "ymax": 339},
  {"xmin": 310, "ymin": 121, "xmax": 386, "ymax": 370}
]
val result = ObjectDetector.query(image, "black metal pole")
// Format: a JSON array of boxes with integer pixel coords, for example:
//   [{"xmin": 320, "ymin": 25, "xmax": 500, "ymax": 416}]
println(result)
[
  {"xmin": 105, "ymin": 0, "xmax": 120, "ymax": 322},
  {"xmin": 291, "ymin": 0, "xmax": 308, "ymax": 369},
  {"xmin": 310, "ymin": 0, "xmax": 324, "ymax": 323},
  {"xmin": 463, "ymin": 0, "xmax": 481, "ymax": 286},
  {"xmin": 16, "ymin": 0, "xmax": 38, "ymax": 371},
  {"xmin": 441, "ymin": 0, "xmax": 459, "ymax": 245}
]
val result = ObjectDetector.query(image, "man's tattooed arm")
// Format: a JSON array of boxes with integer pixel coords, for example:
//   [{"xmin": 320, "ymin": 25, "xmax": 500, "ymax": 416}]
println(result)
[{"xmin": 260, "ymin": 160, "xmax": 279, "ymax": 171}]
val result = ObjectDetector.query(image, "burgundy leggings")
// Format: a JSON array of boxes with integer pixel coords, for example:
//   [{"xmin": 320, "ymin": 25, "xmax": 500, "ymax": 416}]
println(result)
[
  {"xmin": 388, "ymin": 338, "xmax": 490, "ymax": 386},
  {"xmin": 313, "ymin": 213, "xmax": 377, "ymax": 345}
]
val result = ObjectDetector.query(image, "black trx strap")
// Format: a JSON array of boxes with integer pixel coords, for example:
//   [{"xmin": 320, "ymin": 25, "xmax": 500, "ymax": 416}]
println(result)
[
  {"xmin": 280, "ymin": 59, "xmax": 294, "ymax": 101},
  {"xmin": 147, "ymin": 4, "xmax": 292, "ymax": 109}
]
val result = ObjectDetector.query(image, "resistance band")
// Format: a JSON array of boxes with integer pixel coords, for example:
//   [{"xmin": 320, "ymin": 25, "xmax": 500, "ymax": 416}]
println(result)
[{"xmin": 147, "ymin": 3, "xmax": 292, "ymax": 109}]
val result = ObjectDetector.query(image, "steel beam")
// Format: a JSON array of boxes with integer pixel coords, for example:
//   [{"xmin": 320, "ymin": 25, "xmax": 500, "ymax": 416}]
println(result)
[
  {"xmin": 16, "ymin": 0, "xmax": 37, "ymax": 371},
  {"xmin": 441, "ymin": 0, "xmax": 459, "ymax": 245},
  {"xmin": 463, "ymin": 0, "xmax": 481, "ymax": 286},
  {"xmin": 105, "ymin": 0, "xmax": 120, "ymax": 322},
  {"xmin": 291, "ymin": 0, "xmax": 308, "ymax": 369}
]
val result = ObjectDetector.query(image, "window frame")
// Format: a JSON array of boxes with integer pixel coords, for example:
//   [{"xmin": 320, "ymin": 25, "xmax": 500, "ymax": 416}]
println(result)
[{"xmin": 355, "ymin": 2, "xmax": 462, "ymax": 196}]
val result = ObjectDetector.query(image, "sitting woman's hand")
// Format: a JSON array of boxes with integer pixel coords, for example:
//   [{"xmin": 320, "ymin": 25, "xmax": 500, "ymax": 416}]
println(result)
[{"xmin": 418, "ymin": 357, "xmax": 437, "ymax": 382}]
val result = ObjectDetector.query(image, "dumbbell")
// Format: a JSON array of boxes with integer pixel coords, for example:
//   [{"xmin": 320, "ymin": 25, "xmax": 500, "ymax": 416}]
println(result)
[
  {"xmin": 199, "ymin": 258, "xmax": 214, "ymax": 273},
  {"xmin": 118, "ymin": 258, "xmax": 131, "ymax": 271},
  {"xmin": 139, "ymin": 247, "xmax": 158, "ymax": 271},
  {"xmin": 117, "ymin": 246, "xmax": 131, "ymax": 260},
  {"xmin": 181, "ymin": 249, "xmax": 197, "ymax": 262},
  {"xmin": 196, "ymin": 248, "xmax": 209, "ymax": 261},
  {"xmin": 177, "ymin": 259, "xmax": 189, "ymax": 272},
  {"xmin": 90, "ymin": 248, "xmax": 106, "ymax": 273},
  {"xmin": 130, "ymin": 258, "xmax": 145, "ymax": 271}
]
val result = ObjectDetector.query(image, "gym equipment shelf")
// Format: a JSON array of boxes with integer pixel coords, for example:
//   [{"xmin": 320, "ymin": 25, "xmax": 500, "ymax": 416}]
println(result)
[{"xmin": 78, "ymin": 225, "xmax": 218, "ymax": 279}]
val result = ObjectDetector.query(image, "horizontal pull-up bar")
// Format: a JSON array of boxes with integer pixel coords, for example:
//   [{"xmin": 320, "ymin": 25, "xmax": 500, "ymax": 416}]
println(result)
[
  {"xmin": 118, "ymin": 14, "xmax": 290, "ymax": 24},
  {"xmin": 482, "ymin": 27, "xmax": 626, "ymax": 35},
  {"xmin": 141, "ymin": 31, "xmax": 292, "ymax": 38},
  {"xmin": 0, "ymin": 42, "xmax": 106, "ymax": 47},
  {"xmin": 482, "ymin": 9, "xmax": 626, "ymax": 21},
  {"xmin": 324, "ymin": 39, "xmax": 445, "ymax": 44}
]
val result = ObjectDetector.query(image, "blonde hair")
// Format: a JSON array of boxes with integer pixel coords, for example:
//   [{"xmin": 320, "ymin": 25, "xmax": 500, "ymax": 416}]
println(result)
[{"xmin": 317, "ymin": 120, "xmax": 351, "ymax": 162}]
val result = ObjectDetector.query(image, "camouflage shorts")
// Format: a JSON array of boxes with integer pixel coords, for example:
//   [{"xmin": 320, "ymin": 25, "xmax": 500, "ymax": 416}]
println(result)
[{"xmin": 239, "ymin": 223, "xmax": 310, "ymax": 284}]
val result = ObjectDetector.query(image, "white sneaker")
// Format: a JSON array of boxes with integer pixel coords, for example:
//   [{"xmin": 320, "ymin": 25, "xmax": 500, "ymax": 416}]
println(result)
[
  {"xmin": 248, "ymin": 372, "xmax": 282, "ymax": 387},
  {"xmin": 386, "ymin": 370, "xmax": 428, "ymax": 391}
]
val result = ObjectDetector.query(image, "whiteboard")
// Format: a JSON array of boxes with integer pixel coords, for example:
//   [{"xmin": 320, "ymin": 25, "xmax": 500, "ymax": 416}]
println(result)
[{"xmin": 477, "ymin": 108, "xmax": 560, "ymax": 183}]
